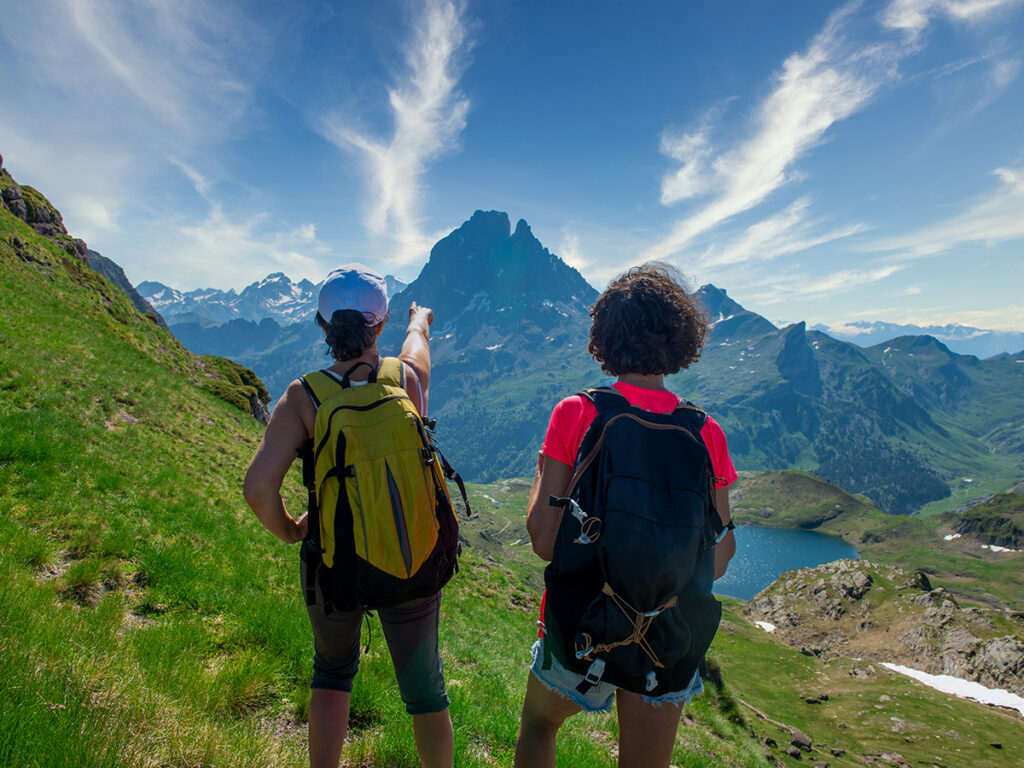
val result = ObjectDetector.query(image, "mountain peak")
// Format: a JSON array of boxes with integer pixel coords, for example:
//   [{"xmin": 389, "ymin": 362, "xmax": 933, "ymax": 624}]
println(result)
[
  {"xmin": 695, "ymin": 284, "xmax": 776, "ymax": 340},
  {"xmin": 465, "ymin": 209, "xmax": 511, "ymax": 237},
  {"xmin": 381, "ymin": 210, "xmax": 598, "ymax": 356}
]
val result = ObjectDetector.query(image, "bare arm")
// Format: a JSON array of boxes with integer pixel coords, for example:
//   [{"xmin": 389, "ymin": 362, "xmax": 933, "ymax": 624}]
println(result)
[
  {"xmin": 714, "ymin": 486, "xmax": 735, "ymax": 580},
  {"xmin": 526, "ymin": 453, "xmax": 573, "ymax": 561},
  {"xmin": 242, "ymin": 379, "xmax": 312, "ymax": 544},
  {"xmin": 399, "ymin": 303, "xmax": 433, "ymax": 415}
]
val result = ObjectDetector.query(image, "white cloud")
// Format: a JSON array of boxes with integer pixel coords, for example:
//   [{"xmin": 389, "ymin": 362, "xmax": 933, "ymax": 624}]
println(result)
[
  {"xmin": 880, "ymin": 0, "xmax": 1024, "ymax": 34},
  {"xmin": 646, "ymin": 3, "xmax": 891, "ymax": 261},
  {"xmin": 690, "ymin": 197, "xmax": 867, "ymax": 270},
  {"xmin": 902, "ymin": 304, "xmax": 1024, "ymax": 330},
  {"xmin": 744, "ymin": 264, "xmax": 903, "ymax": 305},
  {"xmin": 0, "ymin": 0, "xmax": 268, "ymax": 239},
  {"xmin": 866, "ymin": 166, "xmax": 1024, "ymax": 258},
  {"xmin": 645, "ymin": 0, "xmax": 1022, "ymax": 268},
  {"xmin": 319, "ymin": 0, "xmax": 471, "ymax": 265},
  {"xmin": 170, "ymin": 205, "xmax": 325, "ymax": 289},
  {"xmin": 557, "ymin": 231, "xmax": 587, "ymax": 272}
]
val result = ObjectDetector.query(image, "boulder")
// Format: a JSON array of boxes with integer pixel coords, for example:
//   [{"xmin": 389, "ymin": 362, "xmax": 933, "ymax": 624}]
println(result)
[
  {"xmin": 791, "ymin": 732, "xmax": 812, "ymax": 751},
  {"xmin": 7, "ymin": 199, "xmax": 28, "ymax": 219}
]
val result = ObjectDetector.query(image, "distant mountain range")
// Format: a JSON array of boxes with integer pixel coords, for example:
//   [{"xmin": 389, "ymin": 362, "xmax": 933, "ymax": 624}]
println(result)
[
  {"xmin": 138, "ymin": 272, "xmax": 407, "ymax": 327},
  {"xmin": 812, "ymin": 320, "xmax": 1024, "ymax": 359},
  {"xmin": 140, "ymin": 210, "xmax": 1024, "ymax": 516}
]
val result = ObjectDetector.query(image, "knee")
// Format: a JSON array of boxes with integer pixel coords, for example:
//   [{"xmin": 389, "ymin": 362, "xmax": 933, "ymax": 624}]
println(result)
[{"xmin": 520, "ymin": 705, "xmax": 567, "ymax": 736}]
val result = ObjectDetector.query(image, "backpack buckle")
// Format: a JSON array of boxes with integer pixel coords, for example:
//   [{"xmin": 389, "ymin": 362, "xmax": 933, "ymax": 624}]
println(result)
[
  {"xmin": 645, "ymin": 671, "xmax": 658, "ymax": 692},
  {"xmin": 575, "ymin": 658, "xmax": 606, "ymax": 693}
]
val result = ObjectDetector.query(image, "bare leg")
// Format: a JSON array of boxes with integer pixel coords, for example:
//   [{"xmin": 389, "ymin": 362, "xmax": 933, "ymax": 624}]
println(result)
[
  {"xmin": 399, "ymin": 303, "xmax": 433, "ymax": 413},
  {"xmin": 411, "ymin": 708, "xmax": 454, "ymax": 768},
  {"xmin": 615, "ymin": 689, "xmax": 683, "ymax": 768},
  {"xmin": 514, "ymin": 672, "xmax": 582, "ymax": 768},
  {"xmin": 308, "ymin": 688, "xmax": 350, "ymax": 768}
]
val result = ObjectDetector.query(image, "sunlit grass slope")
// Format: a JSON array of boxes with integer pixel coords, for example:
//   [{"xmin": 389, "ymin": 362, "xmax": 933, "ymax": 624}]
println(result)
[{"xmin": 0, "ymin": 205, "xmax": 773, "ymax": 767}]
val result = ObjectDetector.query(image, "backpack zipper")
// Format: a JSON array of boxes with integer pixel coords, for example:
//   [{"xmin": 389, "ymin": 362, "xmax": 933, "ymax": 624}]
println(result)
[
  {"xmin": 386, "ymin": 462, "xmax": 414, "ymax": 576},
  {"xmin": 313, "ymin": 394, "xmax": 411, "ymax": 465}
]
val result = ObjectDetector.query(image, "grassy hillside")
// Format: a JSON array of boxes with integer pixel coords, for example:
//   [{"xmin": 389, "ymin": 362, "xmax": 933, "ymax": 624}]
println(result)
[
  {"xmin": 0, "ymin": 184, "xmax": 771, "ymax": 766},
  {"xmin": 3, "ymin": 180, "xmax": 1021, "ymax": 766}
]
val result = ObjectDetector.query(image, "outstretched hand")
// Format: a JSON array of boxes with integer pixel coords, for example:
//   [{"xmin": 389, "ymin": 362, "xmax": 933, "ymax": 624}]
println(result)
[{"xmin": 408, "ymin": 301, "xmax": 434, "ymax": 330}]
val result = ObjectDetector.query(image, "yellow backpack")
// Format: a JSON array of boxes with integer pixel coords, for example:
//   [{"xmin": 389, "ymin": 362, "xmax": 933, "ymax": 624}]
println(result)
[{"xmin": 299, "ymin": 357, "xmax": 466, "ymax": 612}]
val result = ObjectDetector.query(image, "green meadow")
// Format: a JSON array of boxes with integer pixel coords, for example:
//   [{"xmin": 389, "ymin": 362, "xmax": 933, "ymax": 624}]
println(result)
[{"xmin": 2, "ymin": 207, "xmax": 1022, "ymax": 767}]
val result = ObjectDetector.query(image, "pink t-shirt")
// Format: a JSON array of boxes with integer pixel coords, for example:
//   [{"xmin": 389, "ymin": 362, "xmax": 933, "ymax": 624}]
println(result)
[{"xmin": 540, "ymin": 381, "xmax": 738, "ymax": 488}]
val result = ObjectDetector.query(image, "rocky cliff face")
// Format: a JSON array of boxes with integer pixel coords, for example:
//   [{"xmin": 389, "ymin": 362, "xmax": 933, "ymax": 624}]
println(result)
[{"xmin": 746, "ymin": 559, "xmax": 1024, "ymax": 696}]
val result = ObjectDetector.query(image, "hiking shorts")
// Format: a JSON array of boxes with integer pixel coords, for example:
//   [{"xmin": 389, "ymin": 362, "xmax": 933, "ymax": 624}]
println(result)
[
  {"xmin": 300, "ymin": 549, "xmax": 449, "ymax": 715},
  {"xmin": 528, "ymin": 637, "xmax": 703, "ymax": 713}
]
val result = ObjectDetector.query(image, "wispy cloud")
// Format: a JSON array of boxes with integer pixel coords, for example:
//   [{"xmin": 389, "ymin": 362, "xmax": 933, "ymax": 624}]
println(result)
[
  {"xmin": 557, "ymin": 230, "xmax": 587, "ymax": 272},
  {"xmin": 0, "ymin": 0, "xmax": 267, "ymax": 240},
  {"xmin": 646, "ymin": 3, "xmax": 891, "ymax": 261},
  {"xmin": 689, "ymin": 197, "xmax": 867, "ymax": 270},
  {"xmin": 174, "ymin": 207, "xmax": 325, "ymax": 288},
  {"xmin": 744, "ymin": 264, "xmax": 904, "ymax": 305},
  {"xmin": 645, "ymin": 0, "xmax": 1023, "ymax": 267},
  {"xmin": 880, "ymin": 0, "xmax": 1024, "ymax": 35},
  {"xmin": 319, "ymin": 0, "xmax": 472, "ymax": 265},
  {"xmin": 155, "ymin": 166, "xmax": 328, "ymax": 289},
  {"xmin": 865, "ymin": 166, "xmax": 1024, "ymax": 258}
]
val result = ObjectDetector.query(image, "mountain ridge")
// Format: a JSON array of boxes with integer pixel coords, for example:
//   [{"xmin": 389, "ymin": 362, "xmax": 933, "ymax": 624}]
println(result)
[
  {"xmin": 812, "ymin": 319, "xmax": 1024, "ymax": 359},
  {"xmin": 139, "ymin": 209, "xmax": 1023, "ymax": 514}
]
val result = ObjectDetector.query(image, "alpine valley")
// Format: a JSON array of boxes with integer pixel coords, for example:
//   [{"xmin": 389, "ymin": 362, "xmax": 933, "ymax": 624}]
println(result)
[
  {"xmin": 4, "ymin": 155, "xmax": 1024, "ymax": 768},
  {"xmin": 142, "ymin": 210, "xmax": 1024, "ymax": 518}
]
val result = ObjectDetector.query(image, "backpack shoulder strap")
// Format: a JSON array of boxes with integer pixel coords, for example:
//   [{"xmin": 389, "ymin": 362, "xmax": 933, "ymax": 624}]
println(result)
[
  {"xmin": 377, "ymin": 356, "xmax": 404, "ymax": 388},
  {"xmin": 673, "ymin": 398, "xmax": 708, "ymax": 430},
  {"xmin": 580, "ymin": 386, "xmax": 629, "ymax": 414},
  {"xmin": 300, "ymin": 370, "xmax": 344, "ymax": 410}
]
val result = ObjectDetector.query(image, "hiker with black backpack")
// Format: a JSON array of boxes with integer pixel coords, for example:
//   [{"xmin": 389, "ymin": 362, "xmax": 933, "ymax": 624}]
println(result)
[
  {"xmin": 513, "ymin": 263, "xmax": 738, "ymax": 768},
  {"xmin": 244, "ymin": 264, "xmax": 463, "ymax": 768}
]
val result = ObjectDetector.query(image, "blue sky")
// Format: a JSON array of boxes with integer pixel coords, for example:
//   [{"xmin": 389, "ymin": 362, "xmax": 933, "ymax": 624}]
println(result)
[{"xmin": 1, "ymin": 0, "xmax": 1023, "ymax": 331}]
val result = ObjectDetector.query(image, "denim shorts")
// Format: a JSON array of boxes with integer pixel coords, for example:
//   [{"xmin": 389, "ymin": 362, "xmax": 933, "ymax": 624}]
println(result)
[{"xmin": 529, "ymin": 638, "xmax": 704, "ymax": 713}]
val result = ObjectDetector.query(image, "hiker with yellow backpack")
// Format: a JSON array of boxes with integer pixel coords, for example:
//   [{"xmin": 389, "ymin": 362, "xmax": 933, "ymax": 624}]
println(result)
[{"xmin": 244, "ymin": 264, "xmax": 465, "ymax": 768}]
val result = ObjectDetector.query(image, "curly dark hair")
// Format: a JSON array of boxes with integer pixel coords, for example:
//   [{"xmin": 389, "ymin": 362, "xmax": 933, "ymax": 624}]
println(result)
[
  {"xmin": 318, "ymin": 309, "xmax": 384, "ymax": 361},
  {"xmin": 588, "ymin": 263, "xmax": 708, "ymax": 376}
]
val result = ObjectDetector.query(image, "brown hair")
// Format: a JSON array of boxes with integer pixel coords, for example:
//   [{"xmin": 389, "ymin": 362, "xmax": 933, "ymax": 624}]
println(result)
[
  {"xmin": 588, "ymin": 263, "xmax": 707, "ymax": 376},
  {"xmin": 318, "ymin": 309, "xmax": 384, "ymax": 361}
]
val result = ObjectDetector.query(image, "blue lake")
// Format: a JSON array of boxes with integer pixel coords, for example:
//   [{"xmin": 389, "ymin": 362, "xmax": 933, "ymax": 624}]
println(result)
[{"xmin": 714, "ymin": 525, "xmax": 859, "ymax": 601}]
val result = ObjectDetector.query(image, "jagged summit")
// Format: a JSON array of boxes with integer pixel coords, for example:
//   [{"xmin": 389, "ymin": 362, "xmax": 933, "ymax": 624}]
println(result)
[
  {"xmin": 379, "ymin": 210, "xmax": 598, "ymax": 373},
  {"xmin": 398, "ymin": 210, "xmax": 597, "ymax": 320},
  {"xmin": 695, "ymin": 283, "xmax": 776, "ymax": 340}
]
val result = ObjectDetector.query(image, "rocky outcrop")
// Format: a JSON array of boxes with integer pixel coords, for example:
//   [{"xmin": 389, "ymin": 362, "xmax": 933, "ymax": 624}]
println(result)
[
  {"xmin": 776, "ymin": 322, "xmax": 823, "ymax": 396},
  {"xmin": 746, "ymin": 559, "xmax": 1024, "ymax": 695}
]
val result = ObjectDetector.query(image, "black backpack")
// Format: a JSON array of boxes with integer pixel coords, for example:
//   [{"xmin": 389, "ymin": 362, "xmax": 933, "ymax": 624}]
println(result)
[{"xmin": 542, "ymin": 387, "xmax": 725, "ymax": 696}]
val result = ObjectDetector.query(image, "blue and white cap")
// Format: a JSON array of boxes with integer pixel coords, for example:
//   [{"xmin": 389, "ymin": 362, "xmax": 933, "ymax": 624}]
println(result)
[{"xmin": 316, "ymin": 263, "xmax": 389, "ymax": 326}]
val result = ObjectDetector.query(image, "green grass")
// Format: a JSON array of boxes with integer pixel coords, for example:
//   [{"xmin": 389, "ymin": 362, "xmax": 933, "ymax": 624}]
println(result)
[
  {"xmin": 0, "ymin": 200, "xmax": 777, "ymax": 767},
  {"xmin": 3, "ymin": 192, "xmax": 1023, "ymax": 767}
]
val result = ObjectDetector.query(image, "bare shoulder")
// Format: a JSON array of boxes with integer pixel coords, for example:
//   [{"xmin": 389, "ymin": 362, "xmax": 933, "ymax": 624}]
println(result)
[{"xmin": 278, "ymin": 378, "xmax": 316, "ymax": 436}]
